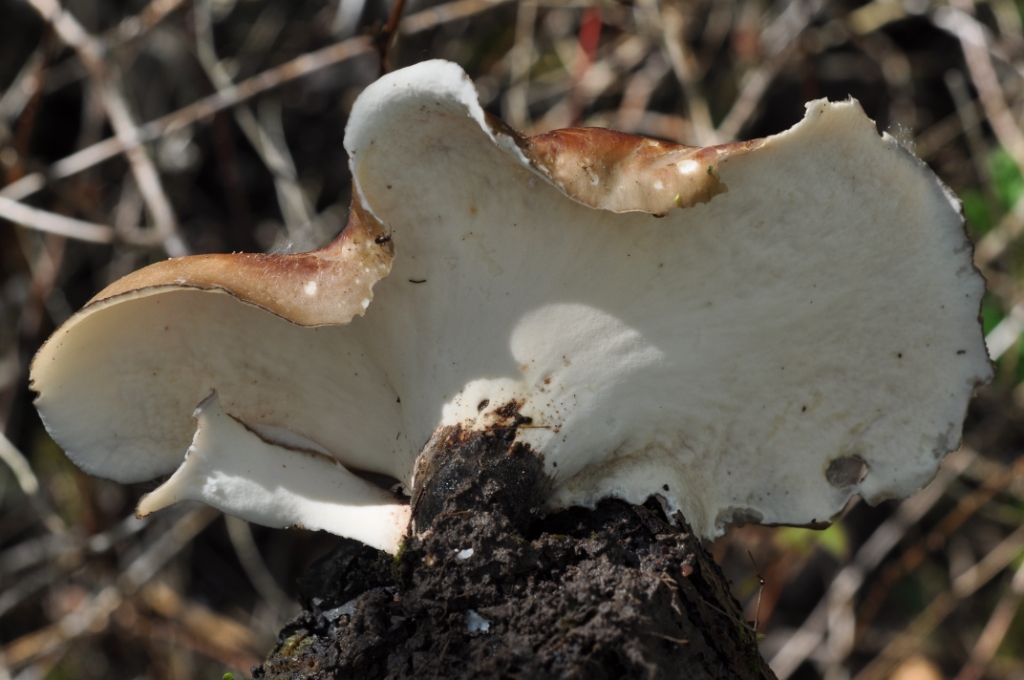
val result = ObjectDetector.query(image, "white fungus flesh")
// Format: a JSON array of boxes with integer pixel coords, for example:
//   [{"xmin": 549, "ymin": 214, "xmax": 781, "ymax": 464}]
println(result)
[
  {"xmin": 31, "ymin": 60, "xmax": 991, "ymax": 550},
  {"xmin": 138, "ymin": 392, "xmax": 409, "ymax": 553}
]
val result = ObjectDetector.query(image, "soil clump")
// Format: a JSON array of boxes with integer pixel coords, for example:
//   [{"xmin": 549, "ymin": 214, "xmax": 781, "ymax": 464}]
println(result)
[{"xmin": 254, "ymin": 428, "xmax": 774, "ymax": 679}]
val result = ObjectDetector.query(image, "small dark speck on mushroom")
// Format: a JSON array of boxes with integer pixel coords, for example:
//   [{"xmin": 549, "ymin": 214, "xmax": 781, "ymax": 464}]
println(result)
[
  {"xmin": 801, "ymin": 405, "xmax": 807, "ymax": 412},
  {"xmin": 387, "ymin": 184, "xmax": 392, "ymax": 189},
  {"xmin": 409, "ymin": 279, "xmax": 427, "ymax": 284},
  {"xmin": 396, "ymin": 396, "xmax": 401, "ymax": 403},
  {"xmin": 663, "ymin": 484, "xmax": 669, "ymax": 491},
  {"xmin": 478, "ymin": 399, "xmax": 489, "ymax": 411},
  {"xmin": 957, "ymin": 349, "xmax": 966, "ymax": 355},
  {"xmin": 826, "ymin": 456, "xmax": 868, "ymax": 488}
]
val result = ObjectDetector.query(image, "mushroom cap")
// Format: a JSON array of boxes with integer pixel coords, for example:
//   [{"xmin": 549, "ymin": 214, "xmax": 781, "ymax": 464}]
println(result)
[
  {"xmin": 32, "ymin": 198, "xmax": 395, "ymax": 484},
  {"xmin": 32, "ymin": 59, "xmax": 991, "ymax": 545}
]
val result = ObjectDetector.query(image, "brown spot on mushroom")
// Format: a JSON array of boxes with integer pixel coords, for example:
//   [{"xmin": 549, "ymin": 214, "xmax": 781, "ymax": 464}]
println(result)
[
  {"xmin": 720, "ymin": 507, "xmax": 763, "ymax": 528},
  {"xmin": 492, "ymin": 400, "xmax": 532, "ymax": 428},
  {"xmin": 825, "ymin": 455, "xmax": 868, "ymax": 488},
  {"xmin": 518, "ymin": 127, "xmax": 760, "ymax": 214}
]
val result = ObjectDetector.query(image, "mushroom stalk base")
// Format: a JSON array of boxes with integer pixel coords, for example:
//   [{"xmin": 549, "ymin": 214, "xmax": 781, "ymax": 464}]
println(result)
[{"xmin": 254, "ymin": 429, "xmax": 776, "ymax": 679}]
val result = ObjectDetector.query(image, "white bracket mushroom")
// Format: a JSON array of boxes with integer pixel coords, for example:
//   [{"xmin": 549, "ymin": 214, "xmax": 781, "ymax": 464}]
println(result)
[{"xmin": 31, "ymin": 60, "xmax": 992, "ymax": 554}]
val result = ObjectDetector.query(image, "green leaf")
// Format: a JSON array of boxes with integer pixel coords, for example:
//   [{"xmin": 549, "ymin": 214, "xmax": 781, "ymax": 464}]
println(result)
[
  {"xmin": 774, "ymin": 523, "xmax": 849, "ymax": 560},
  {"xmin": 961, "ymin": 189, "xmax": 994, "ymax": 237},
  {"xmin": 989, "ymin": 147, "xmax": 1024, "ymax": 209},
  {"xmin": 982, "ymin": 292, "xmax": 1006, "ymax": 337}
]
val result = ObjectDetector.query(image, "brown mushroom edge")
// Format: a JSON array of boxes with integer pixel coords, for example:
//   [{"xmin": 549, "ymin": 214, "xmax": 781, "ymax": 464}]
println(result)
[
  {"xmin": 486, "ymin": 111, "xmax": 764, "ymax": 215},
  {"xmin": 78, "ymin": 192, "xmax": 392, "ymax": 329}
]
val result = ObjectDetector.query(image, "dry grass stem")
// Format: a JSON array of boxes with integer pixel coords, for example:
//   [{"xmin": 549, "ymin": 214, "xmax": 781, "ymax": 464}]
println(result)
[
  {"xmin": 953, "ymin": 559, "xmax": 1024, "ymax": 680},
  {"xmin": 769, "ymin": 449, "xmax": 976, "ymax": 679},
  {"xmin": 0, "ymin": 195, "xmax": 114, "ymax": 243},
  {"xmin": 853, "ymin": 524, "xmax": 1024, "ymax": 680}
]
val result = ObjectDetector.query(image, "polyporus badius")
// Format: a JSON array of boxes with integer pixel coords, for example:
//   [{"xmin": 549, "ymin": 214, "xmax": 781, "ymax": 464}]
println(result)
[{"xmin": 31, "ymin": 61, "xmax": 991, "ymax": 555}]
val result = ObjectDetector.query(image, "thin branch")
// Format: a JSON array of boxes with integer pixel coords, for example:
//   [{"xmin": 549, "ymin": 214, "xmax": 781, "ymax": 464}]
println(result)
[
  {"xmin": 770, "ymin": 449, "xmax": 976, "ymax": 679},
  {"xmin": 1, "ymin": 35, "xmax": 375, "ymax": 203},
  {"xmin": 23, "ymin": 0, "xmax": 187, "ymax": 257},
  {"xmin": 377, "ymin": 0, "xmax": 409, "ymax": 71},
  {"xmin": 854, "ymin": 455, "xmax": 1024, "ymax": 643},
  {"xmin": 936, "ymin": 7, "xmax": 1024, "ymax": 177},
  {"xmin": 224, "ymin": 516, "xmax": 298, "ymax": 621},
  {"xmin": 0, "ymin": 431, "xmax": 66, "ymax": 536},
  {"xmin": 986, "ymin": 302, "xmax": 1024, "ymax": 361},
  {"xmin": 0, "ymin": 49, "xmax": 48, "ymax": 128},
  {"xmin": 953, "ymin": 558, "xmax": 1024, "ymax": 680},
  {"xmin": 400, "ymin": 0, "xmax": 515, "ymax": 35},
  {"xmin": 615, "ymin": 52, "xmax": 670, "ymax": 133},
  {"xmin": 3, "ymin": 0, "xmax": 512, "ymax": 204},
  {"xmin": 194, "ymin": 0, "xmax": 319, "ymax": 248},
  {"xmin": 853, "ymin": 523, "xmax": 1024, "ymax": 680},
  {"xmin": 0, "ymin": 195, "xmax": 114, "ymax": 243},
  {"xmin": 717, "ymin": 0, "xmax": 820, "ymax": 142},
  {"xmin": 0, "ymin": 506, "xmax": 217, "ymax": 671},
  {"xmin": 103, "ymin": 0, "xmax": 187, "ymax": 46},
  {"xmin": 659, "ymin": 2, "xmax": 716, "ymax": 146},
  {"xmin": 503, "ymin": 0, "xmax": 538, "ymax": 130}
]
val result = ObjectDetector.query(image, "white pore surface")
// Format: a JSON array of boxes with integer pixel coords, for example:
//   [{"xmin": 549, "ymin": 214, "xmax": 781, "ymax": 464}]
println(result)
[
  {"xmin": 138, "ymin": 393, "xmax": 409, "ymax": 553},
  {"xmin": 34, "ymin": 289, "xmax": 406, "ymax": 482},
  {"xmin": 345, "ymin": 61, "xmax": 990, "ymax": 537},
  {"xmin": 33, "ymin": 60, "xmax": 990, "ymax": 545}
]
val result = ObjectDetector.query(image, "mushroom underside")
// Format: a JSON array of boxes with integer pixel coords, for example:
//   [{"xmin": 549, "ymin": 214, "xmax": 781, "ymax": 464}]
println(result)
[{"xmin": 31, "ymin": 60, "xmax": 991, "ymax": 550}]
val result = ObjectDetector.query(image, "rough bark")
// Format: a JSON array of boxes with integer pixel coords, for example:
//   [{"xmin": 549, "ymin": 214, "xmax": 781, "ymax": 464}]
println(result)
[{"xmin": 254, "ymin": 426, "xmax": 776, "ymax": 679}]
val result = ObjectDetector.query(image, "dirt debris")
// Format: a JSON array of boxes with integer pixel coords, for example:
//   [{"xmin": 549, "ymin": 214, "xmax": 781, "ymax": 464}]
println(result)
[{"xmin": 255, "ymin": 430, "xmax": 774, "ymax": 679}]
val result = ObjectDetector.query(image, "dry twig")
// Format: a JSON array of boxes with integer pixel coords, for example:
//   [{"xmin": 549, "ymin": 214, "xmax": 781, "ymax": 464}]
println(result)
[
  {"xmin": 0, "ymin": 195, "xmax": 113, "ymax": 243},
  {"xmin": 853, "ymin": 523, "xmax": 1024, "ymax": 680},
  {"xmin": 953, "ymin": 558, "xmax": 1024, "ymax": 680},
  {"xmin": 769, "ymin": 449, "xmax": 976, "ymax": 679},
  {"xmin": 23, "ymin": 0, "xmax": 187, "ymax": 256},
  {"xmin": 1, "ymin": 35, "xmax": 375, "ymax": 204}
]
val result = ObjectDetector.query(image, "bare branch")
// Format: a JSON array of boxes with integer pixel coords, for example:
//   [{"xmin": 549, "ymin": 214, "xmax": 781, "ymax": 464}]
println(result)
[
  {"xmin": 1, "ymin": 35, "xmax": 375, "ymax": 203},
  {"xmin": 23, "ymin": 0, "xmax": 187, "ymax": 256},
  {"xmin": 0, "ymin": 195, "xmax": 114, "ymax": 243}
]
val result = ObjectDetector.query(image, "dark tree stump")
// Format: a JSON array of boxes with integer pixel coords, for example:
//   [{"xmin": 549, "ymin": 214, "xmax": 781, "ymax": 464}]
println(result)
[{"xmin": 254, "ymin": 426, "xmax": 776, "ymax": 679}]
